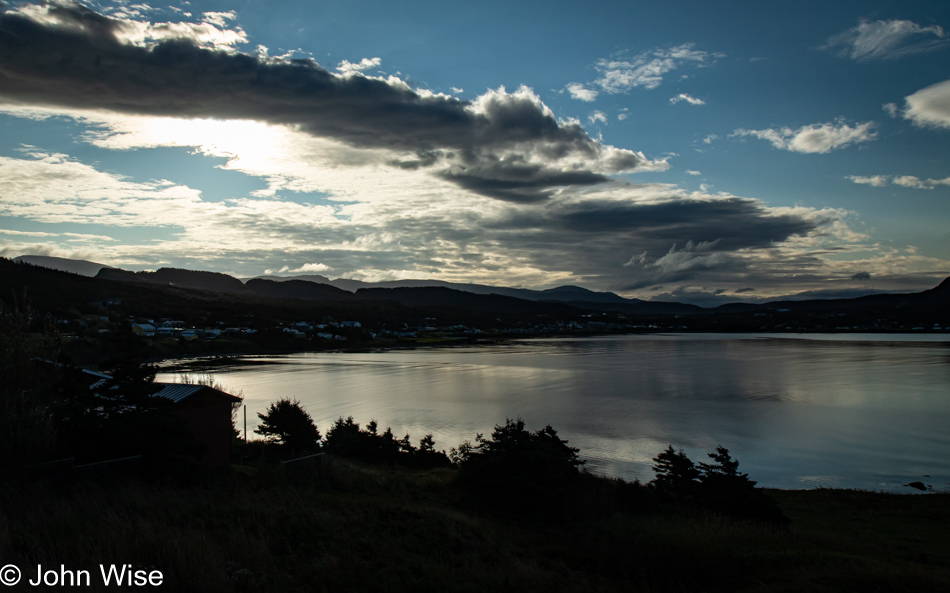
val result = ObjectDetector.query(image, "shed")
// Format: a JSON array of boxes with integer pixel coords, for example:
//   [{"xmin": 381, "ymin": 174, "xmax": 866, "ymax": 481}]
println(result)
[{"xmin": 151, "ymin": 384, "xmax": 242, "ymax": 469}]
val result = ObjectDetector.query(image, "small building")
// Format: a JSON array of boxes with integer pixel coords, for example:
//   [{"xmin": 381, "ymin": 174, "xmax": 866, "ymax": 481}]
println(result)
[
  {"xmin": 150, "ymin": 384, "xmax": 242, "ymax": 470},
  {"xmin": 131, "ymin": 323, "xmax": 156, "ymax": 337}
]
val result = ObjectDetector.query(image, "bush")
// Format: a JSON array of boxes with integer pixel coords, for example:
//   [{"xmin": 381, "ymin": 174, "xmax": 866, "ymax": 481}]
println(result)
[
  {"xmin": 323, "ymin": 417, "xmax": 451, "ymax": 468},
  {"xmin": 453, "ymin": 418, "xmax": 584, "ymax": 510},
  {"xmin": 255, "ymin": 398, "xmax": 321, "ymax": 456},
  {"xmin": 650, "ymin": 445, "xmax": 789, "ymax": 525}
]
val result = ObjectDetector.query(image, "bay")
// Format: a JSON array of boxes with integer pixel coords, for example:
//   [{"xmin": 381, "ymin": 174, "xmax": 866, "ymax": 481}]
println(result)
[{"xmin": 156, "ymin": 333, "xmax": 950, "ymax": 492}]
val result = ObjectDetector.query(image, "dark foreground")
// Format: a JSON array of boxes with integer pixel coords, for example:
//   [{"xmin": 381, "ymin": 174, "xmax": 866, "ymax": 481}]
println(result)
[{"xmin": 3, "ymin": 460, "xmax": 948, "ymax": 593}]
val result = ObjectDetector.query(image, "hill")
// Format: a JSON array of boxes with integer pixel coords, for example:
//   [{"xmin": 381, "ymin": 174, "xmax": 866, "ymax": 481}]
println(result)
[
  {"xmin": 14, "ymin": 255, "xmax": 112, "ymax": 277},
  {"xmin": 356, "ymin": 286, "xmax": 579, "ymax": 315}
]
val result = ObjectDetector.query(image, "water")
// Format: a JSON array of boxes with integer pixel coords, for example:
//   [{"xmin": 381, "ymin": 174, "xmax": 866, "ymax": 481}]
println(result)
[{"xmin": 156, "ymin": 333, "xmax": 950, "ymax": 492}]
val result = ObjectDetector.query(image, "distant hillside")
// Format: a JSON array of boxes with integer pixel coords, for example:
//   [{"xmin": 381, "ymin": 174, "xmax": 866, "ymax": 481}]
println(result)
[
  {"xmin": 97, "ymin": 267, "xmax": 246, "ymax": 293},
  {"xmin": 356, "ymin": 286, "xmax": 579, "ymax": 315},
  {"xmin": 244, "ymin": 278, "xmax": 351, "ymax": 301},
  {"xmin": 14, "ymin": 255, "xmax": 112, "ymax": 277},
  {"xmin": 12, "ymin": 256, "xmax": 950, "ymax": 323},
  {"xmin": 253, "ymin": 274, "xmax": 639, "ymax": 305},
  {"xmin": 561, "ymin": 299, "xmax": 705, "ymax": 316}
]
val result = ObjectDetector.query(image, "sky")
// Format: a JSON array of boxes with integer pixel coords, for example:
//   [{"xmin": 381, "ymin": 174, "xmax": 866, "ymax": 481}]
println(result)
[{"xmin": 1, "ymin": 0, "xmax": 949, "ymax": 305}]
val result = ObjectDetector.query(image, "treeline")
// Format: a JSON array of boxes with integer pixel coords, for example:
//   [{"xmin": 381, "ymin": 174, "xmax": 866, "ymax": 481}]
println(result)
[{"xmin": 253, "ymin": 398, "xmax": 788, "ymax": 525}]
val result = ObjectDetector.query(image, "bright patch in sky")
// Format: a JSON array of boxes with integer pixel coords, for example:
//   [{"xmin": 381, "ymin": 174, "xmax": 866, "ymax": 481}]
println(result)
[{"xmin": 0, "ymin": 0, "xmax": 948, "ymax": 303}]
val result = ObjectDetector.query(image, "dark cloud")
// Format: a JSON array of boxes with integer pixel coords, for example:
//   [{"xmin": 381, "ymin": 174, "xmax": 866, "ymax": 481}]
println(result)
[
  {"xmin": 0, "ymin": 1, "xmax": 641, "ymax": 202},
  {"xmin": 466, "ymin": 194, "xmax": 829, "ymax": 291},
  {"xmin": 439, "ymin": 160, "xmax": 609, "ymax": 203},
  {"xmin": 549, "ymin": 198, "xmax": 816, "ymax": 248},
  {"xmin": 851, "ymin": 271, "xmax": 871, "ymax": 280},
  {"xmin": 490, "ymin": 196, "xmax": 818, "ymax": 250},
  {"xmin": 735, "ymin": 287, "xmax": 755, "ymax": 293}
]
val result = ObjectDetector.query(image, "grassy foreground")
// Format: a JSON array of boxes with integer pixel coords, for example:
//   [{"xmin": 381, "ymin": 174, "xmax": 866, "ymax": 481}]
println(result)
[{"xmin": 2, "ymin": 460, "xmax": 949, "ymax": 593}]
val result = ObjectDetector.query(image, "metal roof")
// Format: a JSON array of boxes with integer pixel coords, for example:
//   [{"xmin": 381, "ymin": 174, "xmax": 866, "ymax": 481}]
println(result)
[
  {"xmin": 150, "ymin": 383, "xmax": 205, "ymax": 403},
  {"xmin": 150, "ymin": 383, "xmax": 242, "ymax": 404}
]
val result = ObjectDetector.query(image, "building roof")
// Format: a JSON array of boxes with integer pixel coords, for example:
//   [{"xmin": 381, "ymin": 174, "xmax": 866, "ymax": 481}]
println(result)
[{"xmin": 151, "ymin": 383, "xmax": 242, "ymax": 404}]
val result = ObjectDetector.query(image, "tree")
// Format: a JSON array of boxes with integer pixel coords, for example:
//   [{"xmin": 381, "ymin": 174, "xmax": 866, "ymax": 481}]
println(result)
[
  {"xmin": 455, "ymin": 418, "xmax": 585, "ymax": 509},
  {"xmin": 696, "ymin": 445, "xmax": 788, "ymax": 525},
  {"xmin": 255, "ymin": 398, "xmax": 321, "ymax": 454},
  {"xmin": 698, "ymin": 446, "xmax": 753, "ymax": 489},
  {"xmin": 650, "ymin": 444, "xmax": 789, "ymax": 525},
  {"xmin": 650, "ymin": 445, "xmax": 700, "ymax": 497}
]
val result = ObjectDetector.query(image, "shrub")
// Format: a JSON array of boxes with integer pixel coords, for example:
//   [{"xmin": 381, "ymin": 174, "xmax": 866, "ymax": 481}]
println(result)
[
  {"xmin": 454, "ymin": 418, "xmax": 584, "ymax": 510},
  {"xmin": 255, "ymin": 398, "xmax": 321, "ymax": 456},
  {"xmin": 323, "ymin": 417, "xmax": 451, "ymax": 468},
  {"xmin": 650, "ymin": 445, "xmax": 789, "ymax": 526}
]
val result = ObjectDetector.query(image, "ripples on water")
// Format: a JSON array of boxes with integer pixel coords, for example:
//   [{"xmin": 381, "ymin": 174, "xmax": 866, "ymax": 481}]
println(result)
[{"xmin": 157, "ymin": 333, "xmax": 950, "ymax": 492}]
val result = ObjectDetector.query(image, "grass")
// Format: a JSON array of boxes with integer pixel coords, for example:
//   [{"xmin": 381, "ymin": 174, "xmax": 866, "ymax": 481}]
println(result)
[{"xmin": 3, "ymin": 460, "xmax": 949, "ymax": 592}]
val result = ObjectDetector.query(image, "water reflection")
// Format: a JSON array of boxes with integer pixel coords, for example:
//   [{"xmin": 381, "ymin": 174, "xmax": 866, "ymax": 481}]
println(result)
[{"xmin": 157, "ymin": 333, "xmax": 950, "ymax": 492}]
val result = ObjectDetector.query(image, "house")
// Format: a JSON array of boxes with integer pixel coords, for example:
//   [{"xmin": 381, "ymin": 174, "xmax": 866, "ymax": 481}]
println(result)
[
  {"xmin": 131, "ymin": 323, "xmax": 156, "ymax": 337},
  {"xmin": 150, "ymin": 383, "xmax": 242, "ymax": 470}
]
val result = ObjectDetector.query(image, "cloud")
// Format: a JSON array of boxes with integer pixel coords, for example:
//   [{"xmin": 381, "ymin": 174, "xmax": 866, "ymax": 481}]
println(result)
[
  {"xmin": 337, "ymin": 57, "xmax": 382, "ymax": 74},
  {"xmin": 848, "ymin": 174, "xmax": 950, "ymax": 189},
  {"xmin": 265, "ymin": 262, "xmax": 333, "ymax": 275},
  {"xmin": 847, "ymin": 175, "xmax": 888, "ymax": 186},
  {"xmin": 588, "ymin": 110, "xmax": 607, "ymax": 125},
  {"xmin": 903, "ymin": 79, "xmax": 950, "ymax": 129},
  {"xmin": 851, "ymin": 271, "xmax": 871, "ymax": 280},
  {"xmin": 732, "ymin": 121, "xmax": 876, "ymax": 153},
  {"xmin": 822, "ymin": 19, "xmax": 946, "ymax": 61},
  {"xmin": 0, "ymin": 1, "xmax": 649, "ymax": 204},
  {"xmin": 594, "ymin": 44, "xmax": 716, "ymax": 93},
  {"xmin": 702, "ymin": 134, "xmax": 718, "ymax": 144},
  {"xmin": 10, "ymin": 0, "xmax": 248, "ymax": 50},
  {"xmin": 882, "ymin": 102, "xmax": 899, "ymax": 118},
  {"xmin": 565, "ymin": 82, "xmax": 598, "ymax": 102},
  {"xmin": 892, "ymin": 175, "xmax": 950, "ymax": 189},
  {"xmin": 685, "ymin": 170, "xmax": 700, "ymax": 176},
  {"xmin": 670, "ymin": 93, "xmax": 704, "ymax": 105}
]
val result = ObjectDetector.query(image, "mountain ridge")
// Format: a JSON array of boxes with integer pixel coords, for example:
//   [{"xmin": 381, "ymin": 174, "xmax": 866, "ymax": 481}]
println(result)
[{"xmin": 14, "ymin": 254, "xmax": 950, "ymax": 315}]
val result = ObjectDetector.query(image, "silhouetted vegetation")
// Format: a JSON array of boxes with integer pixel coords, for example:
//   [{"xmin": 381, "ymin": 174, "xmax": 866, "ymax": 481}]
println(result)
[
  {"xmin": 451, "ymin": 418, "xmax": 585, "ymax": 511},
  {"xmin": 0, "ymin": 291, "xmax": 59, "ymax": 468},
  {"xmin": 56, "ymin": 364, "xmax": 190, "ymax": 463},
  {"xmin": 255, "ymin": 397, "xmax": 322, "ymax": 457},
  {"xmin": 322, "ymin": 416, "xmax": 452, "ymax": 469},
  {"xmin": 651, "ymin": 445, "xmax": 790, "ymax": 525}
]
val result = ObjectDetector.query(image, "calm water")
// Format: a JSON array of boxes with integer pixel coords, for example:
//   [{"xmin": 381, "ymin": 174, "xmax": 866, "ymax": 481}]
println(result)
[{"xmin": 157, "ymin": 333, "xmax": 950, "ymax": 492}]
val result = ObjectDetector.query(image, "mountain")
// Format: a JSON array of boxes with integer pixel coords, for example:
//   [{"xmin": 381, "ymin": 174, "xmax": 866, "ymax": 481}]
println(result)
[
  {"xmin": 244, "ymin": 278, "xmax": 351, "ymax": 301},
  {"xmin": 356, "ymin": 286, "xmax": 579, "ymax": 314},
  {"xmin": 14, "ymin": 255, "xmax": 113, "ymax": 277},
  {"xmin": 16, "ymin": 255, "xmax": 950, "ymax": 320},
  {"xmin": 251, "ymin": 275, "xmax": 639, "ymax": 305},
  {"xmin": 97, "ymin": 267, "xmax": 246, "ymax": 293}
]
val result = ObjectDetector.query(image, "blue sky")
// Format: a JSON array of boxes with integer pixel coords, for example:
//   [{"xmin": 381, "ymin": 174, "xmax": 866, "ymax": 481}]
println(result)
[{"xmin": 1, "ymin": 0, "xmax": 948, "ymax": 304}]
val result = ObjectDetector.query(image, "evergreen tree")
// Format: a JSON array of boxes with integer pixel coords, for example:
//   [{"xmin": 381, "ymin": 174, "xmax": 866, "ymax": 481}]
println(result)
[
  {"xmin": 255, "ymin": 398, "xmax": 321, "ymax": 455},
  {"xmin": 650, "ymin": 445, "xmax": 700, "ymax": 496}
]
